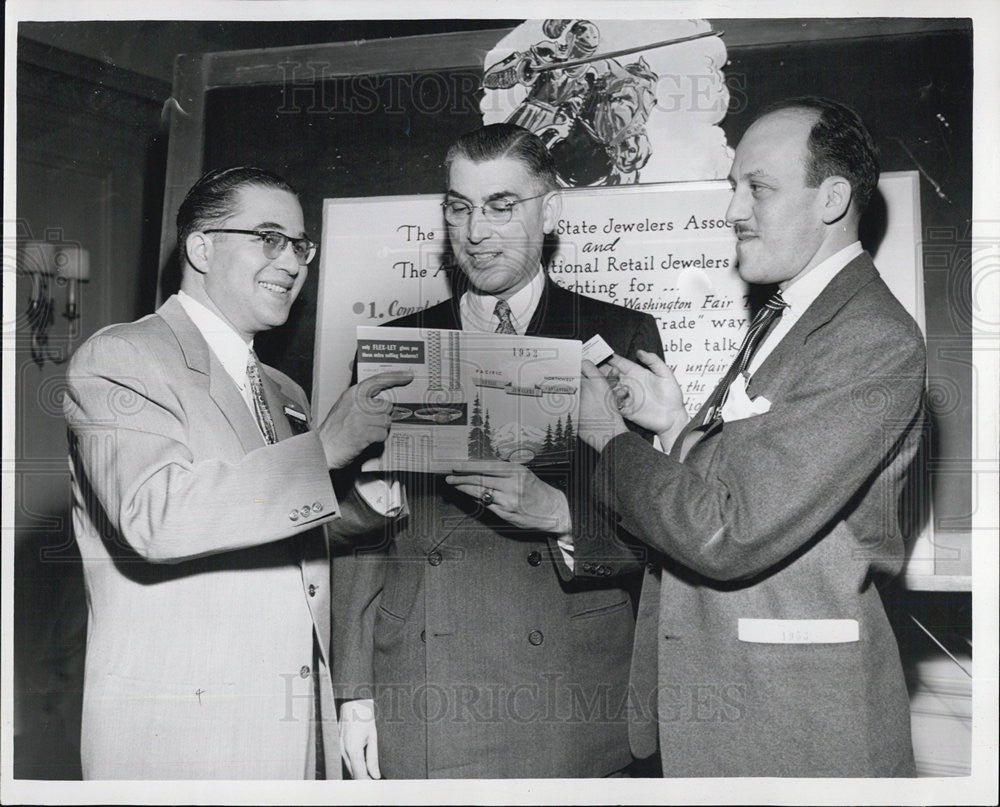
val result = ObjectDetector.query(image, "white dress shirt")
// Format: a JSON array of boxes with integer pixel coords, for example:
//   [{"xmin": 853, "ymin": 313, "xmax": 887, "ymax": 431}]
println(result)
[{"xmin": 459, "ymin": 265, "xmax": 546, "ymax": 335}]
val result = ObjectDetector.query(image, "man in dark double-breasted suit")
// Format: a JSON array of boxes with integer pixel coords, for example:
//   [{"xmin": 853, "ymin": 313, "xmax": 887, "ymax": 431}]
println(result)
[
  {"xmin": 578, "ymin": 98, "xmax": 924, "ymax": 777},
  {"xmin": 332, "ymin": 124, "xmax": 663, "ymax": 778}
]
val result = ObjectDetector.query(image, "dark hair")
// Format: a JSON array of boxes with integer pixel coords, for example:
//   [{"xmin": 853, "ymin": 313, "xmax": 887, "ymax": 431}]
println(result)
[
  {"xmin": 762, "ymin": 97, "xmax": 879, "ymax": 214},
  {"xmin": 445, "ymin": 124, "xmax": 559, "ymax": 191},
  {"xmin": 176, "ymin": 166, "xmax": 298, "ymax": 264}
]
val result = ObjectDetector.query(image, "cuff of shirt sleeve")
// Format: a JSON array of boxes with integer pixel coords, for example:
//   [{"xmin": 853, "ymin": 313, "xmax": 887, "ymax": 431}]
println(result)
[
  {"xmin": 556, "ymin": 534, "xmax": 575, "ymax": 573},
  {"xmin": 354, "ymin": 473, "xmax": 404, "ymax": 517}
]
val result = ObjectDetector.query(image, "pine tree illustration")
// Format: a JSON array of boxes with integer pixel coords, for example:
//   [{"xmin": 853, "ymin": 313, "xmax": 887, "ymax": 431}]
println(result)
[
  {"xmin": 563, "ymin": 412, "xmax": 575, "ymax": 450},
  {"xmin": 542, "ymin": 423, "xmax": 554, "ymax": 452},
  {"xmin": 554, "ymin": 417, "xmax": 564, "ymax": 451},
  {"xmin": 471, "ymin": 393, "xmax": 482, "ymax": 427},
  {"xmin": 483, "ymin": 408, "xmax": 496, "ymax": 459},
  {"xmin": 468, "ymin": 393, "xmax": 486, "ymax": 458}
]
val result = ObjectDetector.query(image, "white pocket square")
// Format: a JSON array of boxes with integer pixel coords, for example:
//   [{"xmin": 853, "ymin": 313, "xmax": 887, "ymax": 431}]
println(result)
[
  {"xmin": 738, "ymin": 618, "xmax": 859, "ymax": 644},
  {"xmin": 720, "ymin": 373, "xmax": 771, "ymax": 422}
]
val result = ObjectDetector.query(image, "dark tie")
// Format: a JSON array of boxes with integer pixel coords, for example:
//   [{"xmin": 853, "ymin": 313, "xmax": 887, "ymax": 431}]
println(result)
[
  {"xmin": 702, "ymin": 290, "xmax": 788, "ymax": 426},
  {"xmin": 246, "ymin": 349, "xmax": 278, "ymax": 444},
  {"xmin": 494, "ymin": 299, "xmax": 517, "ymax": 334}
]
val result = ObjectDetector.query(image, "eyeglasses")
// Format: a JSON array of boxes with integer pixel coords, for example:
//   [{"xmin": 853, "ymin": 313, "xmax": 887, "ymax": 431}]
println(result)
[
  {"xmin": 441, "ymin": 191, "xmax": 550, "ymax": 227},
  {"xmin": 202, "ymin": 229, "xmax": 317, "ymax": 265}
]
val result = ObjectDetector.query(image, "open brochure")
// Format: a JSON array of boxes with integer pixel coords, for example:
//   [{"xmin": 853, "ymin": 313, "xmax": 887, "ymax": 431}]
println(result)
[{"xmin": 357, "ymin": 326, "xmax": 582, "ymax": 473}]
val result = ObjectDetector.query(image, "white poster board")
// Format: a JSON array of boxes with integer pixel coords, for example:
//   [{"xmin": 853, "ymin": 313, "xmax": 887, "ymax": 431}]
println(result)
[{"xmin": 314, "ymin": 172, "xmax": 924, "ymax": 416}]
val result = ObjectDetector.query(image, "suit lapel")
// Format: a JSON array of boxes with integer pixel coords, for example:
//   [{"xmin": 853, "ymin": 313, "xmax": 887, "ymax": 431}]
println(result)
[
  {"xmin": 675, "ymin": 417, "xmax": 716, "ymax": 461},
  {"xmin": 525, "ymin": 277, "xmax": 574, "ymax": 339},
  {"xmin": 159, "ymin": 297, "xmax": 311, "ymax": 572},
  {"xmin": 423, "ymin": 295, "xmax": 463, "ymax": 330},
  {"xmin": 441, "ymin": 296, "xmax": 463, "ymax": 330},
  {"xmin": 157, "ymin": 296, "xmax": 266, "ymax": 455}
]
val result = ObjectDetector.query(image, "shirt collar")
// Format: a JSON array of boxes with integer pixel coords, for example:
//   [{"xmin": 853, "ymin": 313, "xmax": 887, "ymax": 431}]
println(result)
[
  {"xmin": 780, "ymin": 241, "xmax": 863, "ymax": 316},
  {"xmin": 177, "ymin": 290, "xmax": 253, "ymax": 388},
  {"xmin": 459, "ymin": 267, "xmax": 546, "ymax": 334}
]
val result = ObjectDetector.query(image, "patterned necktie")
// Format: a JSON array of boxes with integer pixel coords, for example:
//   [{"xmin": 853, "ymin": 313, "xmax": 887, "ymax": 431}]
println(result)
[
  {"xmin": 494, "ymin": 299, "xmax": 517, "ymax": 334},
  {"xmin": 702, "ymin": 290, "xmax": 788, "ymax": 426},
  {"xmin": 246, "ymin": 349, "xmax": 278, "ymax": 444}
]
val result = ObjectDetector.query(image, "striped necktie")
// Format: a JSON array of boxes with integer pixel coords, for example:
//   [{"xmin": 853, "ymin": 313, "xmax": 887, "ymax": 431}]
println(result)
[
  {"xmin": 494, "ymin": 299, "xmax": 517, "ymax": 334},
  {"xmin": 702, "ymin": 290, "xmax": 788, "ymax": 426},
  {"xmin": 246, "ymin": 349, "xmax": 278, "ymax": 444}
]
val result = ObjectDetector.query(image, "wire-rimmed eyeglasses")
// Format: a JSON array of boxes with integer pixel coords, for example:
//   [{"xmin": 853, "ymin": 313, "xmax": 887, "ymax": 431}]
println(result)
[
  {"xmin": 202, "ymin": 229, "xmax": 317, "ymax": 265},
  {"xmin": 440, "ymin": 191, "xmax": 550, "ymax": 227}
]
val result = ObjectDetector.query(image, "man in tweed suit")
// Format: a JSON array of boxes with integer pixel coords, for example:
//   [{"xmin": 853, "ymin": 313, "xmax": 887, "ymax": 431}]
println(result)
[
  {"xmin": 334, "ymin": 124, "xmax": 663, "ymax": 778},
  {"xmin": 578, "ymin": 98, "xmax": 923, "ymax": 776}
]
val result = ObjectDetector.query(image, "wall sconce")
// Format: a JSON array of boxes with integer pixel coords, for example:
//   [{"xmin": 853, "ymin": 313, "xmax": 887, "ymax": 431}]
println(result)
[{"xmin": 17, "ymin": 239, "xmax": 90, "ymax": 367}]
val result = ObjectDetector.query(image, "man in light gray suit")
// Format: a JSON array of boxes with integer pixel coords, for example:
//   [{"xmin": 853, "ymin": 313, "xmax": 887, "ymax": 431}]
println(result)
[
  {"xmin": 578, "ymin": 98, "xmax": 924, "ymax": 776},
  {"xmin": 64, "ymin": 167, "xmax": 411, "ymax": 779}
]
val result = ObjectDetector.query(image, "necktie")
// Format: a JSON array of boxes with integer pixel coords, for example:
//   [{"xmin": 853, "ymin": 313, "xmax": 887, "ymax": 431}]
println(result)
[
  {"xmin": 494, "ymin": 299, "xmax": 517, "ymax": 334},
  {"xmin": 246, "ymin": 349, "xmax": 278, "ymax": 444},
  {"xmin": 702, "ymin": 290, "xmax": 788, "ymax": 426}
]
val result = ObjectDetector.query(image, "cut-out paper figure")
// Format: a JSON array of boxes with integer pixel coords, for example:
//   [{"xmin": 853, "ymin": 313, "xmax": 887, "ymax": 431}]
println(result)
[{"xmin": 482, "ymin": 19, "xmax": 732, "ymax": 186}]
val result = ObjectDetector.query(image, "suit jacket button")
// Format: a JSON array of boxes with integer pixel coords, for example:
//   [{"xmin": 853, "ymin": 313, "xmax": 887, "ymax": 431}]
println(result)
[
  {"xmin": 527, "ymin": 551, "xmax": 542, "ymax": 566},
  {"xmin": 289, "ymin": 510, "xmax": 300, "ymax": 522},
  {"xmin": 528, "ymin": 630, "xmax": 544, "ymax": 646},
  {"xmin": 300, "ymin": 505, "xmax": 312, "ymax": 518},
  {"xmin": 603, "ymin": 567, "xmax": 612, "ymax": 576},
  {"xmin": 312, "ymin": 501, "xmax": 323, "ymax": 513},
  {"xmin": 582, "ymin": 562, "xmax": 593, "ymax": 572},
  {"xmin": 308, "ymin": 584, "xmax": 317, "ymax": 597},
  {"xmin": 428, "ymin": 551, "xmax": 442, "ymax": 566},
  {"xmin": 299, "ymin": 665, "xmax": 311, "ymax": 678},
  {"xmin": 646, "ymin": 562, "xmax": 656, "ymax": 572},
  {"xmin": 420, "ymin": 630, "xmax": 426, "ymax": 643}
]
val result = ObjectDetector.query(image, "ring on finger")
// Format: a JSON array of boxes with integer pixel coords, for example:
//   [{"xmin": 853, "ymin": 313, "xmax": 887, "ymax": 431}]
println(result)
[{"xmin": 480, "ymin": 487, "xmax": 494, "ymax": 506}]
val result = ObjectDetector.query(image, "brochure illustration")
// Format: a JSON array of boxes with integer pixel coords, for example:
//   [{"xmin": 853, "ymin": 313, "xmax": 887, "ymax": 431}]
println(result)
[{"xmin": 357, "ymin": 326, "xmax": 583, "ymax": 473}]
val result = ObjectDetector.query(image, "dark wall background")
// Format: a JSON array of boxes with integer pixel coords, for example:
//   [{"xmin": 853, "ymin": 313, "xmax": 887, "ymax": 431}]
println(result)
[{"xmin": 14, "ymin": 41, "xmax": 171, "ymax": 779}]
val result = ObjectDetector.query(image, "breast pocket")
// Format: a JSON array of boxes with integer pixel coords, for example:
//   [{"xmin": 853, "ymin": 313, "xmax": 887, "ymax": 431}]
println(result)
[
  {"xmin": 568, "ymin": 596, "xmax": 633, "ymax": 662},
  {"xmin": 569, "ymin": 597, "xmax": 630, "ymax": 621}
]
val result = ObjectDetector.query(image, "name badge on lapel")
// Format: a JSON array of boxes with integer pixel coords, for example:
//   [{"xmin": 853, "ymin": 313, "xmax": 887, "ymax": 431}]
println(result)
[{"xmin": 283, "ymin": 404, "xmax": 310, "ymax": 435}]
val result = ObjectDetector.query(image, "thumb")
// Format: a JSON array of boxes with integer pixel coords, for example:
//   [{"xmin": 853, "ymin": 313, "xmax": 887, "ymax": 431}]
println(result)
[
  {"xmin": 581, "ymin": 359, "xmax": 604, "ymax": 379},
  {"xmin": 366, "ymin": 733, "xmax": 381, "ymax": 779},
  {"xmin": 605, "ymin": 353, "xmax": 640, "ymax": 376},
  {"xmin": 636, "ymin": 349, "xmax": 671, "ymax": 377}
]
